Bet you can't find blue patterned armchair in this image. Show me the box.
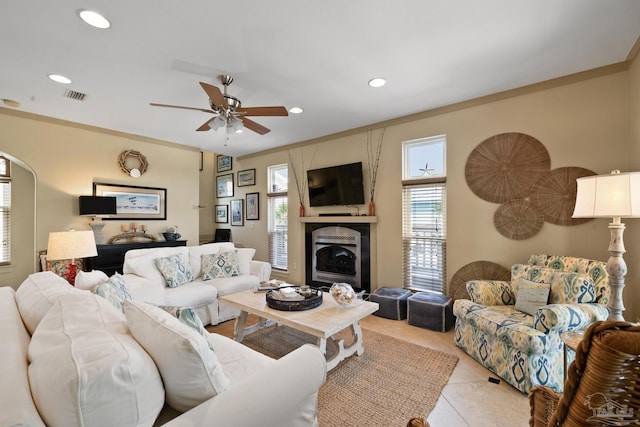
[453,254,610,394]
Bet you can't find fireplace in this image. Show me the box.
[305,222,370,293]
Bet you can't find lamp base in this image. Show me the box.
[606,220,627,321]
[89,220,107,245]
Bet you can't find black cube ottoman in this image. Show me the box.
[370,287,412,320]
[407,292,454,332]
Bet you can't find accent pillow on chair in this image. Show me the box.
[514,279,551,316]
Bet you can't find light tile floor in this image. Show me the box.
[360,315,531,427]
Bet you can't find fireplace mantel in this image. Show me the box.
[299,216,377,224]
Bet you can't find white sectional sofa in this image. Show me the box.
[119,242,271,326]
[2,271,326,427]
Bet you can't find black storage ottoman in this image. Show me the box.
[407,292,454,332]
[370,287,412,320]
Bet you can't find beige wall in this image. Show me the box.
[239,68,638,321]
[627,53,640,321]
[0,111,201,288]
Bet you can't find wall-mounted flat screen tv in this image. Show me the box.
[307,162,365,207]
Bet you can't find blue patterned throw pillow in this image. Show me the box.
[201,250,240,280]
[93,273,133,311]
[154,254,194,288]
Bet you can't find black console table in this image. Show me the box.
[85,240,187,276]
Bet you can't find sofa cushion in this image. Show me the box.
[0,287,46,427]
[211,275,261,297]
[93,272,133,311]
[154,253,194,287]
[123,246,189,284]
[514,279,550,316]
[164,279,219,308]
[188,242,235,278]
[15,271,82,335]
[201,250,240,280]
[511,264,596,304]
[207,332,274,384]
[74,269,109,291]
[28,293,164,427]
[123,300,230,412]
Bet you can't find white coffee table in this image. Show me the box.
[219,289,379,371]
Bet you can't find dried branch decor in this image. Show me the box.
[367,127,385,202]
[287,147,318,207]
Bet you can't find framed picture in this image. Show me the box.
[217,155,232,173]
[246,192,259,220]
[93,182,166,220]
[216,173,234,198]
[215,205,228,223]
[237,168,256,187]
[230,199,244,226]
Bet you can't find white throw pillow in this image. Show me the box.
[15,271,82,335]
[236,247,256,275]
[74,269,109,291]
[515,279,551,316]
[123,300,231,412]
[28,293,164,427]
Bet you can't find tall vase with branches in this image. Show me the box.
[367,127,385,216]
[288,148,317,217]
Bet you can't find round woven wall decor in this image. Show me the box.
[529,166,596,226]
[118,150,148,177]
[449,261,511,300]
[465,133,551,204]
[494,199,544,240]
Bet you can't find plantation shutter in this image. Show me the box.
[401,181,446,292]
[267,195,288,270]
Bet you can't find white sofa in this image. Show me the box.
[120,242,271,326]
[2,272,326,427]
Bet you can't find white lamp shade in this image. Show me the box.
[573,171,640,218]
[47,230,98,260]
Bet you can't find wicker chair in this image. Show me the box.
[529,321,640,426]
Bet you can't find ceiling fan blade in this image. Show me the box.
[236,106,288,117]
[150,103,213,114]
[196,119,212,132]
[241,117,271,135]
[199,82,227,108]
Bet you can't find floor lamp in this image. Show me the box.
[47,230,98,285]
[572,170,640,321]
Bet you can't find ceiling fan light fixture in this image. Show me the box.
[289,107,304,114]
[230,117,244,133]
[210,115,226,131]
[368,77,386,88]
[78,10,111,29]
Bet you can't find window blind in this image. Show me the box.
[401,182,446,292]
[0,180,11,265]
[267,195,288,270]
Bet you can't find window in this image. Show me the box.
[401,136,446,293]
[267,164,288,270]
[0,156,11,265]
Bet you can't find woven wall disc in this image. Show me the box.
[448,261,511,300]
[465,133,551,203]
[494,199,544,240]
[529,167,596,226]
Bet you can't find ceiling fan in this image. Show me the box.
[150,75,288,135]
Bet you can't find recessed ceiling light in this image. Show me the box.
[78,9,111,29]
[48,74,72,84]
[289,107,304,114]
[368,77,386,88]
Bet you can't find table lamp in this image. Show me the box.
[47,230,98,285]
[79,196,117,245]
[572,170,640,321]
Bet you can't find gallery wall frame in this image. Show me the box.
[217,155,232,173]
[237,168,256,187]
[246,192,259,220]
[93,182,166,220]
[216,173,234,198]
[230,199,244,226]
[215,205,228,223]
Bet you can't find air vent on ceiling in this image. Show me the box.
[63,89,87,101]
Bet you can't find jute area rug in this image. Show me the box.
[208,318,458,426]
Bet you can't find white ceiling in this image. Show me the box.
[1,1,640,157]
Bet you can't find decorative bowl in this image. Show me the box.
[330,283,357,307]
